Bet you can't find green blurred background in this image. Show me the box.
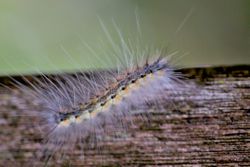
[0,0,249,75]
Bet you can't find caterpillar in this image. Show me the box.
[16,53,184,161]
[3,16,192,166]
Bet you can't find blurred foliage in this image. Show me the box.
[0,0,249,75]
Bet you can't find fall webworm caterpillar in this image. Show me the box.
[2,11,195,166]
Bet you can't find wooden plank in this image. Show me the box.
[0,65,249,166]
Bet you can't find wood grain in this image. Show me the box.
[0,65,249,167]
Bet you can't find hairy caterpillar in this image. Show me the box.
[14,53,184,163]
[2,15,193,166]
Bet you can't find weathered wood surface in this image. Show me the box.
[0,65,249,167]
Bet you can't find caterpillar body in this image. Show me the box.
[5,18,189,165]
[13,52,184,164]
